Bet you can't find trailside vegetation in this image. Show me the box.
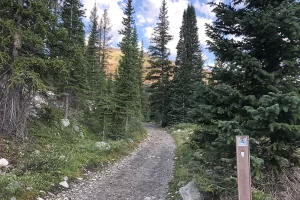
[192,0,300,198]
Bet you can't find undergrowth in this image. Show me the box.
[167,123,272,200]
[0,107,146,200]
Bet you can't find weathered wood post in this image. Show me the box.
[236,135,251,200]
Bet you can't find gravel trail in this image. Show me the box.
[48,124,176,200]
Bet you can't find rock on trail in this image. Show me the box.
[47,124,176,200]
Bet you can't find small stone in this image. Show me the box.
[10,197,16,200]
[61,119,70,127]
[37,197,44,200]
[0,158,9,167]
[48,192,55,197]
[128,138,134,143]
[34,150,40,154]
[95,142,111,151]
[76,178,83,181]
[59,181,69,189]
[26,186,33,190]
[73,125,80,133]
[79,132,84,138]
[59,155,66,160]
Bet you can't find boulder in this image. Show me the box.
[61,119,70,127]
[0,158,9,167]
[179,181,203,200]
[95,142,111,151]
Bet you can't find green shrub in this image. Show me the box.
[22,151,66,173]
[252,190,272,200]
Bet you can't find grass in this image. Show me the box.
[166,123,198,199]
[0,114,147,200]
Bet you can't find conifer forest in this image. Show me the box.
[0,0,300,199]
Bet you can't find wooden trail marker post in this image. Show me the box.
[236,135,251,200]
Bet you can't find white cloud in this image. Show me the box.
[138,0,189,56]
[82,0,124,44]
[144,26,154,40]
[194,0,224,19]
[137,14,146,25]
[138,41,148,52]
[197,17,213,47]
[202,53,208,61]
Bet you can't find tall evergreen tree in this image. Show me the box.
[61,0,87,117]
[94,9,114,139]
[113,0,142,137]
[0,0,63,140]
[193,0,300,196]
[86,3,98,57]
[99,9,112,75]
[147,0,173,127]
[168,5,204,124]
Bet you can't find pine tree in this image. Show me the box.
[193,0,300,196]
[86,3,98,57]
[99,9,112,75]
[113,0,143,137]
[168,4,204,124]
[61,0,87,117]
[94,9,114,139]
[0,0,64,140]
[147,0,173,127]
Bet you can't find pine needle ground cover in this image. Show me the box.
[0,108,146,200]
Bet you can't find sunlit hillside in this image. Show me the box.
[106,48,150,74]
[106,48,210,84]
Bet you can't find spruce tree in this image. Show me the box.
[193,0,300,196]
[113,0,142,137]
[0,0,63,139]
[61,0,87,116]
[147,0,173,127]
[94,9,114,139]
[168,5,204,125]
[99,9,112,75]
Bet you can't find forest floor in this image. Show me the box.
[46,124,176,200]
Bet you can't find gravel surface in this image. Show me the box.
[47,124,176,200]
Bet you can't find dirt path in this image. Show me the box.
[48,124,176,200]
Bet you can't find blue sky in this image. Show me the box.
[82,0,226,66]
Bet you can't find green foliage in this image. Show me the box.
[252,190,272,200]
[113,0,143,136]
[168,5,204,125]
[38,105,63,125]
[192,0,300,198]
[23,151,66,173]
[0,113,146,199]
[147,0,173,127]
